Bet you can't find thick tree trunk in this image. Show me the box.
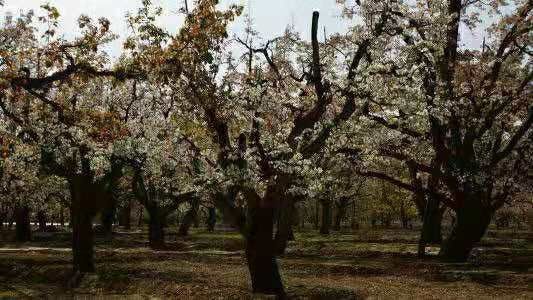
[439,196,492,261]
[70,178,96,273]
[418,196,444,257]
[274,197,296,254]
[15,206,31,242]
[206,207,216,232]
[37,210,47,231]
[320,200,332,235]
[178,198,199,236]
[147,205,165,249]
[71,209,95,273]
[246,207,285,298]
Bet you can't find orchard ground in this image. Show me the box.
[0,227,532,299]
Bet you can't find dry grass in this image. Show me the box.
[0,228,532,299]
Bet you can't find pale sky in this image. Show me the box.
[1,0,485,60]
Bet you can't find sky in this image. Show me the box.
[0,0,487,60]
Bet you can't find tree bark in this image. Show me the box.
[15,205,31,242]
[274,197,296,254]
[71,208,95,273]
[439,195,492,262]
[70,177,96,273]
[147,205,165,249]
[320,200,332,235]
[246,207,285,298]
[418,195,444,257]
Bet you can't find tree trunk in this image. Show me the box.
[147,205,165,249]
[439,196,492,262]
[15,206,31,242]
[119,200,132,230]
[70,178,96,273]
[274,197,296,254]
[246,207,285,298]
[178,198,199,236]
[320,200,332,235]
[206,207,216,232]
[71,208,95,273]
[418,196,444,257]
[37,210,47,231]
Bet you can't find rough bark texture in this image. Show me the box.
[274,197,295,254]
[418,196,444,257]
[70,177,96,273]
[246,207,285,298]
[440,195,492,261]
[147,205,165,249]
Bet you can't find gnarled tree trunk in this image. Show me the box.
[439,195,492,262]
[246,207,285,297]
[146,204,165,249]
[418,196,444,257]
